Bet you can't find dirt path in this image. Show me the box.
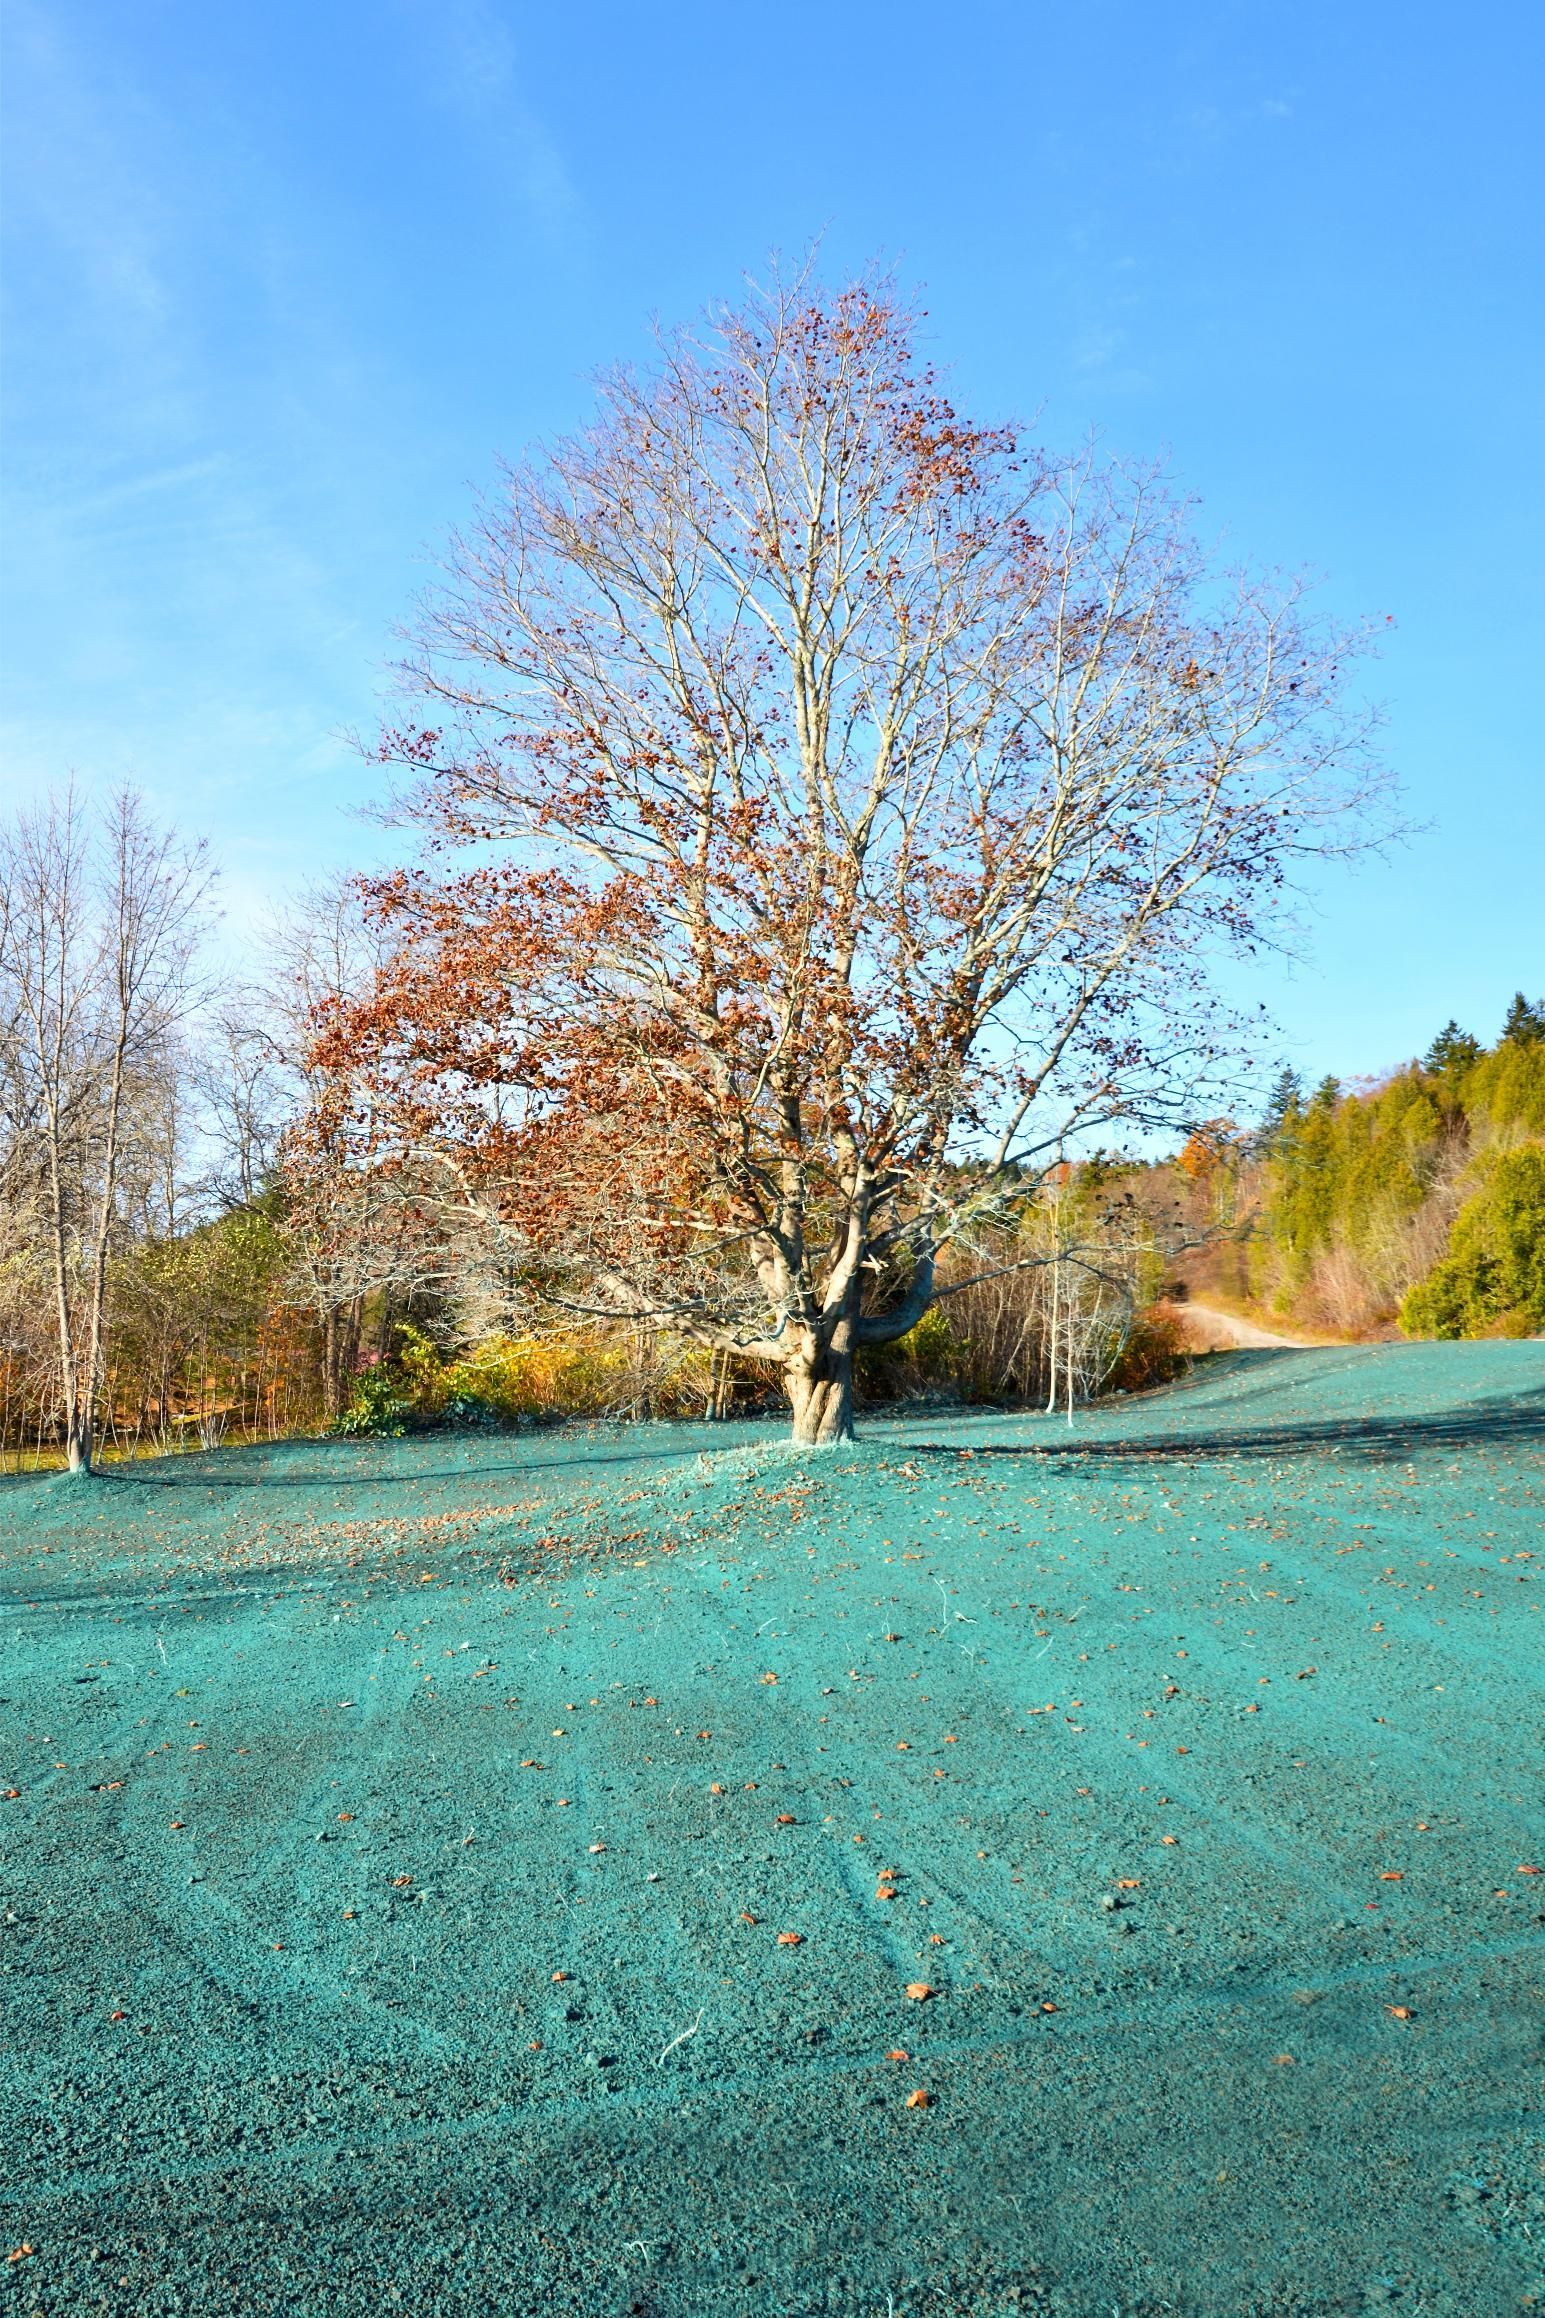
[1178,1298,1312,1349]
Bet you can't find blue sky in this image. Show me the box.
[2,0,1540,1095]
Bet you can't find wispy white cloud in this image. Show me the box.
[41,458,229,524]
[1072,324,1125,373]
[1,0,587,942]
[416,0,521,115]
[1172,89,1299,151]
[0,5,417,900]
[394,0,580,236]
[1,0,174,332]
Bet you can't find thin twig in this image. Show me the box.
[657,2007,705,2065]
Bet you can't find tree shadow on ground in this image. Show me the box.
[914,1384,1545,1465]
[0,1432,773,1496]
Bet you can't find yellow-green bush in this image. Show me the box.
[393,1322,726,1424]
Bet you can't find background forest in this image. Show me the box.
[1190,997,1545,1340]
[2,781,1538,1471]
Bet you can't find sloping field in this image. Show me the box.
[2,1344,1542,2317]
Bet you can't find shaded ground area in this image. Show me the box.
[2,1343,1543,2317]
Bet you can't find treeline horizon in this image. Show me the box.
[1,782,1535,1474]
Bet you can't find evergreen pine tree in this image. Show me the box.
[1261,1066,1302,1133]
[1501,992,1545,1046]
[1423,1020,1482,1076]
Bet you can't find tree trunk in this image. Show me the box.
[786,1343,855,1445]
[318,1297,364,1417]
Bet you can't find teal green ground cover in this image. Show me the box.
[1,1343,1542,2317]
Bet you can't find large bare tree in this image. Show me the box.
[0,787,211,1471]
[320,265,1387,1442]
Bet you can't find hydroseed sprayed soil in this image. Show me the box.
[2,1343,1542,2317]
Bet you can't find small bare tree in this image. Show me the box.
[260,879,482,1411]
[189,1001,292,1211]
[0,787,212,1471]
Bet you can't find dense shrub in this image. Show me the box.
[1399,1147,1545,1338]
[329,1361,411,1436]
[1107,1302,1191,1393]
[390,1323,735,1426]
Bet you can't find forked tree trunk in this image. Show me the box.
[779,1250,930,1445]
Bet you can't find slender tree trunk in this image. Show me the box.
[74,1035,129,1476]
[39,1071,84,1466]
[49,1229,84,1469]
